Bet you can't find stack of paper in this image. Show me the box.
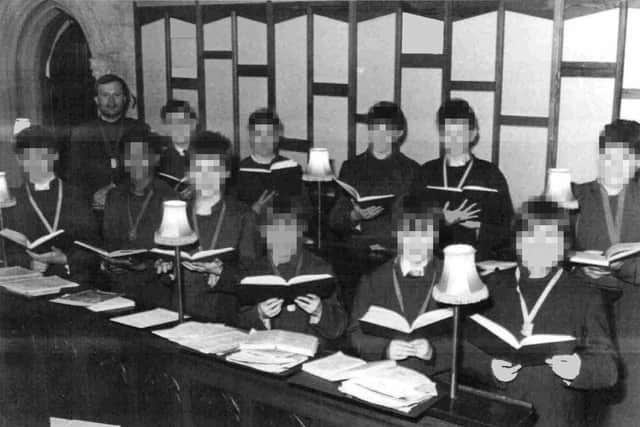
[338,365,438,413]
[302,352,397,382]
[0,275,79,297]
[50,289,135,312]
[110,308,186,328]
[0,266,41,281]
[153,321,249,354]
[240,329,319,357]
[226,348,308,373]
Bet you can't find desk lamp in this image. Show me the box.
[155,200,197,323]
[0,172,16,267]
[303,148,334,250]
[544,168,578,210]
[433,244,489,400]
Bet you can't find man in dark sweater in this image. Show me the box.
[157,100,197,182]
[67,74,149,210]
[410,99,513,261]
[5,126,99,283]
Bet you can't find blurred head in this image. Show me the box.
[262,207,306,261]
[248,108,282,159]
[160,100,198,149]
[437,99,479,157]
[121,131,162,183]
[395,198,439,265]
[515,199,570,272]
[367,101,406,157]
[598,120,640,188]
[188,131,231,197]
[15,126,58,183]
[94,74,130,122]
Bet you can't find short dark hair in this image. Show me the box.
[191,131,231,158]
[515,198,570,236]
[396,195,440,234]
[14,125,57,153]
[94,74,131,103]
[161,99,197,120]
[248,108,281,129]
[121,130,163,156]
[599,119,640,154]
[367,101,407,134]
[437,98,478,130]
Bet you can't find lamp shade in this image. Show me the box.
[13,118,31,136]
[433,244,489,305]
[544,168,578,209]
[0,172,15,208]
[303,148,334,182]
[154,200,198,246]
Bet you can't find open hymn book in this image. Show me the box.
[150,247,234,266]
[467,313,576,366]
[237,159,302,201]
[237,273,335,304]
[333,178,396,208]
[359,306,453,339]
[74,241,149,259]
[569,242,640,267]
[0,228,69,254]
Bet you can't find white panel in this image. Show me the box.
[314,15,348,83]
[400,68,441,165]
[141,19,166,133]
[239,78,268,159]
[620,98,640,122]
[402,13,443,54]
[172,89,198,118]
[562,9,618,62]
[314,96,348,173]
[238,17,267,65]
[557,78,614,183]
[170,18,197,78]
[623,8,640,89]
[450,91,494,163]
[502,12,552,117]
[276,16,307,140]
[452,12,496,82]
[204,17,231,51]
[356,13,395,156]
[499,126,548,211]
[205,60,234,143]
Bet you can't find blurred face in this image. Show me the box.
[368,121,401,157]
[599,144,638,188]
[250,123,278,158]
[124,141,156,182]
[396,217,436,265]
[189,154,228,197]
[95,81,126,121]
[264,214,303,260]
[442,118,475,157]
[163,112,197,149]
[18,147,58,183]
[517,222,565,272]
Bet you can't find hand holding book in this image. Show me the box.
[546,353,581,384]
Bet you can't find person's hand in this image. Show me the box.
[155,259,174,274]
[294,294,322,317]
[102,258,129,275]
[30,259,48,273]
[491,359,522,382]
[410,338,432,361]
[27,247,68,265]
[609,261,624,271]
[178,184,195,201]
[252,190,277,215]
[387,340,416,361]
[258,298,284,320]
[443,199,480,226]
[92,183,116,210]
[581,265,611,279]
[350,203,384,222]
[546,353,581,384]
[182,259,223,275]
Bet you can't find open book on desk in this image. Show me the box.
[240,329,319,358]
[153,321,249,355]
[0,266,41,282]
[110,308,188,328]
[0,228,69,254]
[158,172,191,193]
[569,242,640,268]
[237,159,302,202]
[302,351,397,382]
[0,275,79,297]
[359,306,453,339]
[237,273,334,304]
[466,313,576,366]
[334,178,395,209]
[51,289,135,312]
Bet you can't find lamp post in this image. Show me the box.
[433,244,489,400]
[303,148,334,250]
[154,200,198,323]
[0,172,16,267]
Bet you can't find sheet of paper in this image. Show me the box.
[110,308,186,328]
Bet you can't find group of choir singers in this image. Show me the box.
[4,73,640,426]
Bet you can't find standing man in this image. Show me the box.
[67,74,149,212]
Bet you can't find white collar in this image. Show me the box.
[194,194,222,215]
[399,256,429,276]
[174,145,188,156]
[445,152,471,167]
[32,175,56,191]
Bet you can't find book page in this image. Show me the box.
[242,329,318,357]
[110,308,185,328]
[462,185,498,192]
[302,352,366,381]
[87,296,135,312]
[29,229,65,249]
[0,266,41,281]
[425,185,463,193]
[357,194,394,203]
[520,334,575,347]
[469,314,520,349]
[240,275,288,286]
[606,242,640,262]
[411,308,453,331]
[360,305,411,334]
[190,247,234,261]
[288,274,333,285]
[569,251,609,267]
[334,178,360,200]
[50,289,121,307]
[0,228,29,247]
[271,159,299,170]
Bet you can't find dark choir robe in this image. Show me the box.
[67,117,149,200]
[329,150,419,251]
[573,179,640,426]
[4,178,99,283]
[410,155,514,261]
[471,268,617,427]
[237,248,347,347]
[158,145,190,180]
[348,257,491,376]
[102,178,177,304]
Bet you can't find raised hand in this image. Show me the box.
[443,199,480,226]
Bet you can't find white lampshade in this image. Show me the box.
[0,172,15,208]
[433,244,489,305]
[303,148,334,182]
[154,200,198,246]
[544,168,578,209]
[13,118,31,136]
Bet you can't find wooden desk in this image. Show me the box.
[0,289,536,427]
